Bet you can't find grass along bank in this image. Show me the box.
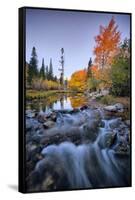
[26,89,83,100]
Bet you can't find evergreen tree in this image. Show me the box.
[28,47,38,85]
[40,58,46,79]
[111,39,130,96]
[46,65,49,80]
[87,57,92,78]
[48,58,53,80]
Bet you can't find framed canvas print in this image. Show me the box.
[19,7,132,193]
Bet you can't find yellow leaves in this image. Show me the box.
[32,78,59,90]
[69,70,87,92]
[69,95,87,108]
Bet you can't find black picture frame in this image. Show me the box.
[19,6,132,193]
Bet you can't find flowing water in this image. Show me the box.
[26,105,130,191]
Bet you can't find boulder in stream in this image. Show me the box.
[104,103,124,113]
[43,121,55,129]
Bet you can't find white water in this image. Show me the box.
[33,108,130,190]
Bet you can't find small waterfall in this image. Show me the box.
[27,107,130,191]
[31,139,130,191]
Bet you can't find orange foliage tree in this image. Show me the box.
[69,69,87,92]
[94,17,120,69]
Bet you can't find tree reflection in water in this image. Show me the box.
[26,93,88,112]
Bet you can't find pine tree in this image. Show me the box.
[28,47,38,85]
[46,65,49,80]
[87,57,92,78]
[40,58,46,79]
[48,58,53,80]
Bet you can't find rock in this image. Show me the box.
[109,118,122,129]
[31,135,42,144]
[26,144,42,162]
[113,142,130,154]
[40,126,82,146]
[50,113,57,122]
[37,112,47,123]
[99,120,105,128]
[115,103,124,110]
[26,122,33,131]
[101,89,109,96]
[98,132,117,149]
[104,103,124,113]
[27,112,35,118]
[43,121,55,129]
[104,105,117,112]
[125,120,130,127]
[83,119,99,141]
[80,105,88,111]
[69,108,80,114]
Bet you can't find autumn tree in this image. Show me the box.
[69,69,87,92]
[94,17,120,69]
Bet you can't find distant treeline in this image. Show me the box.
[26,47,67,90]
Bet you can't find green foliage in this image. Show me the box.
[28,47,38,85]
[87,57,92,78]
[98,95,115,105]
[48,58,54,80]
[39,58,46,79]
[87,77,100,91]
[45,65,49,80]
[111,40,130,96]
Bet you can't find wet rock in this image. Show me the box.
[26,110,36,118]
[83,119,99,141]
[125,120,130,127]
[26,122,33,131]
[26,144,42,162]
[98,132,117,149]
[69,108,80,114]
[40,126,82,146]
[43,121,55,129]
[31,135,42,144]
[37,112,47,123]
[115,103,124,111]
[113,142,130,154]
[104,103,124,113]
[54,109,73,114]
[99,120,105,128]
[109,118,122,129]
[50,113,57,122]
[80,105,88,111]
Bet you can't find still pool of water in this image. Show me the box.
[26,93,88,113]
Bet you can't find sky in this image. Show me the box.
[26,8,130,79]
